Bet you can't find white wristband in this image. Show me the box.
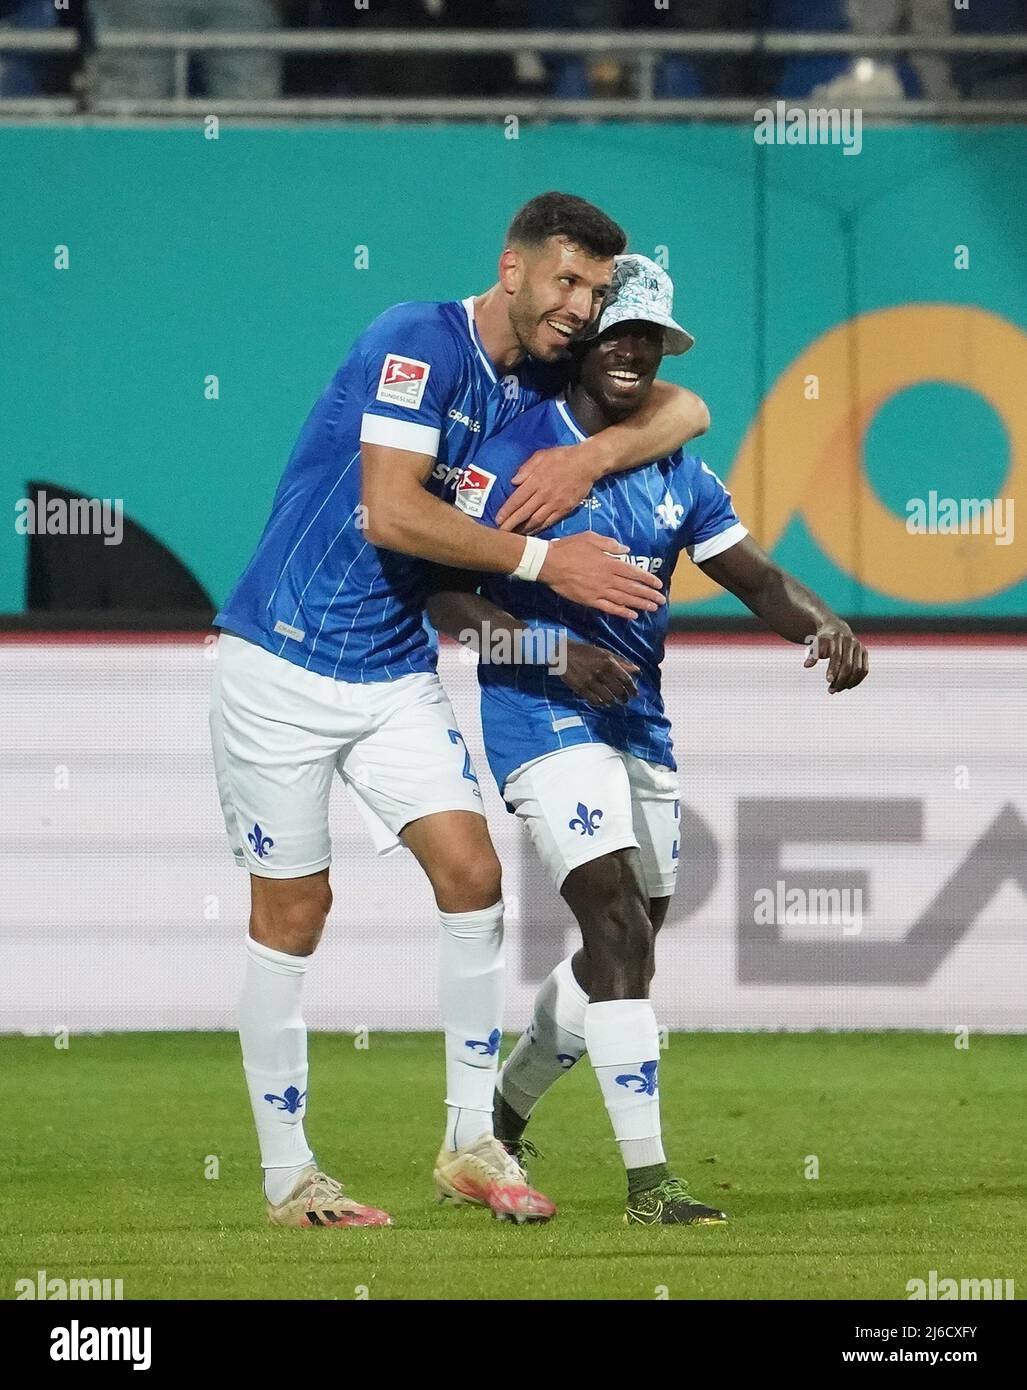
[512,535,550,582]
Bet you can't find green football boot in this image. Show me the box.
[625,1176,728,1226]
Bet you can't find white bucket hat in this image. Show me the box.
[586,253,694,355]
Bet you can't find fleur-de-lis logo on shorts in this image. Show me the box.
[615,1059,659,1096]
[248,823,274,859]
[569,803,603,836]
[656,491,684,529]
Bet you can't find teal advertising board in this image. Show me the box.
[2,124,1025,617]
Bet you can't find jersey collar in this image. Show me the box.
[461,296,498,384]
[554,392,588,443]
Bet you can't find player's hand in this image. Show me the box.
[803,622,869,693]
[538,532,666,620]
[557,640,639,707]
[496,444,599,535]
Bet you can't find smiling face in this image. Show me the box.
[574,319,665,422]
[502,235,615,362]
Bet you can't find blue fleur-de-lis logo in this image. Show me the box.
[556,1053,577,1069]
[656,491,684,530]
[264,1085,306,1114]
[465,1027,501,1057]
[247,823,274,859]
[569,802,603,836]
[615,1059,659,1096]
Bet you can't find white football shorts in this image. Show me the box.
[210,633,485,878]
[502,742,681,898]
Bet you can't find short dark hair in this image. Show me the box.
[507,191,626,259]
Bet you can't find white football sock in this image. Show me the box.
[498,955,588,1121]
[438,901,505,1150]
[586,999,666,1171]
[238,935,316,1204]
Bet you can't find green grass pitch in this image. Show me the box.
[1,1032,1023,1301]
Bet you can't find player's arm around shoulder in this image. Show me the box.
[420,450,521,639]
[495,382,710,535]
[601,380,710,469]
[421,458,541,662]
[360,440,526,574]
[355,306,528,574]
[363,402,669,621]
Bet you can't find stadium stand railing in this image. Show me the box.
[3,29,1027,120]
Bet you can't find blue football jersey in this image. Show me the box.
[465,395,747,791]
[215,298,563,682]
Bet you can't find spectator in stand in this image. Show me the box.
[952,0,1027,100]
[0,0,58,96]
[770,0,957,103]
[90,0,283,103]
[622,0,765,99]
[526,0,623,99]
[438,0,522,97]
[282,0,356,95]
[289,0,522,99]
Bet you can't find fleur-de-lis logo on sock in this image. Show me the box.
[568,803,603,836]
[465,1027,502,1057]
[656,491,684,530]
[615,1059,659,1096]
[247,823,274,859]
[263,1085,306,1114]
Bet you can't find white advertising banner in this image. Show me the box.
[2,636,1025,1033]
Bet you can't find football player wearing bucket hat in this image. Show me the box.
[425,254,869,1225]
[583,252,695,356]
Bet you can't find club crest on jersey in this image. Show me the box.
[656,490,684,529]
[376,353,430,409]
[455,465,497,517]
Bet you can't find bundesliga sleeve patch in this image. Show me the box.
[455,465,497,517]
[376,353,431,410]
